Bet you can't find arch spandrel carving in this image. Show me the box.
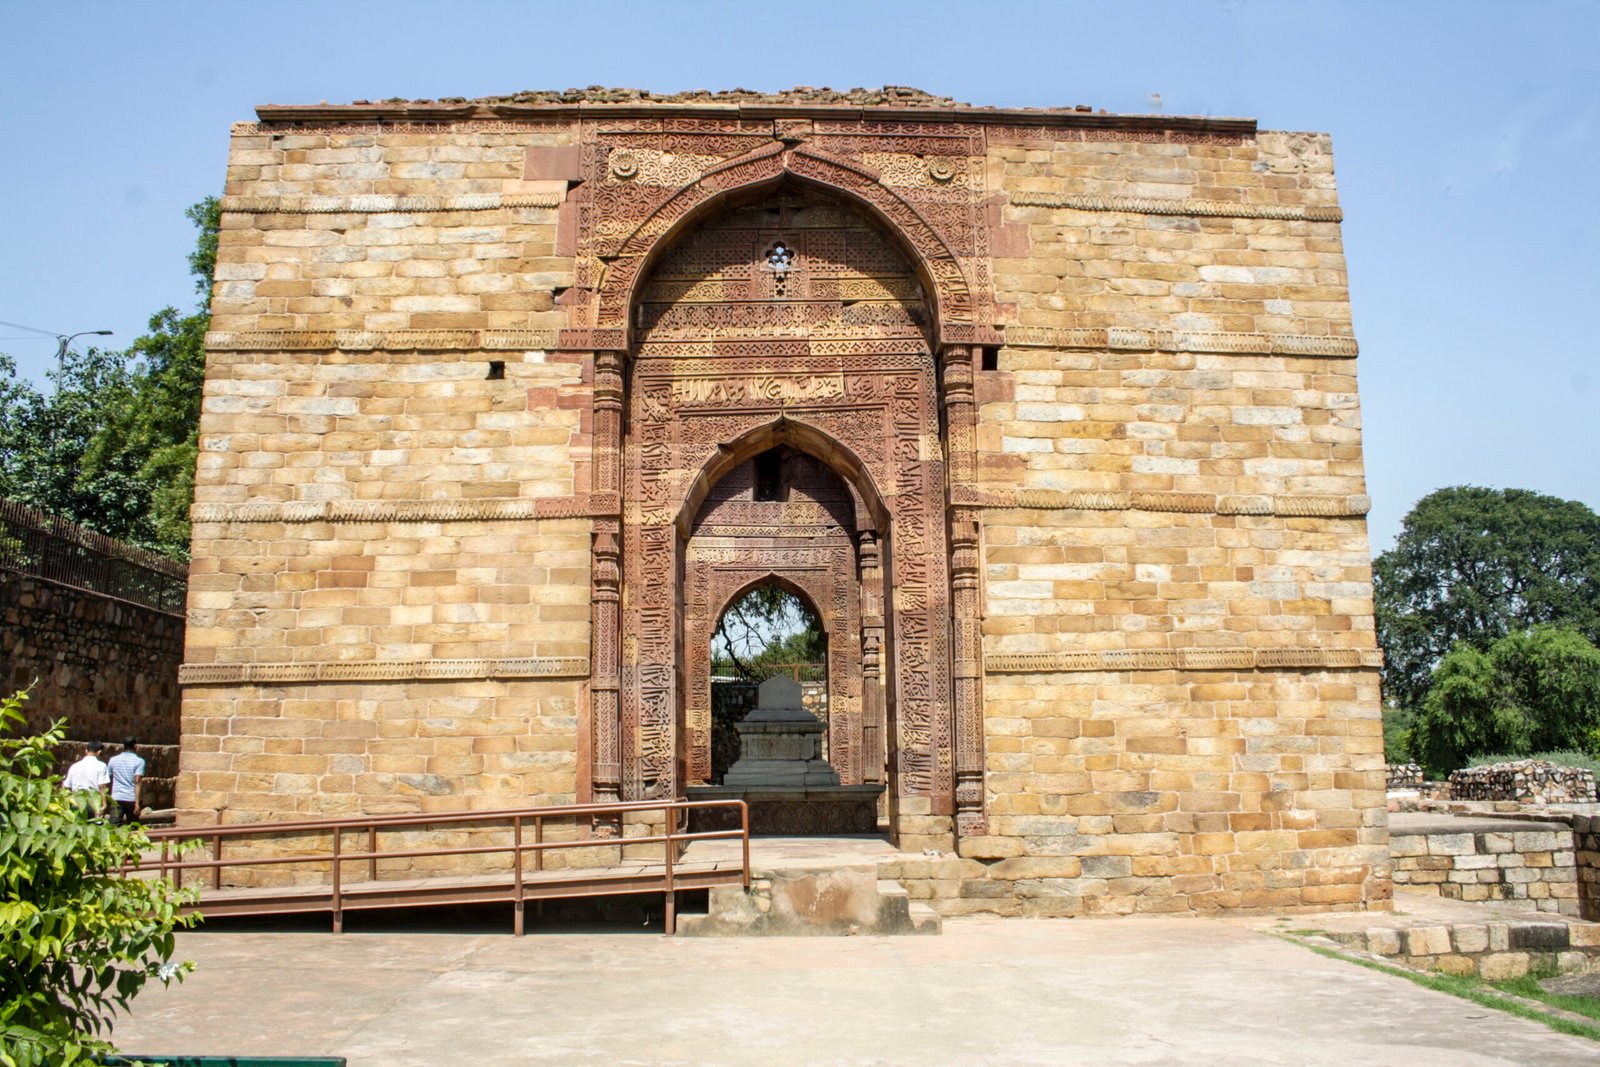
[587,142,977,344]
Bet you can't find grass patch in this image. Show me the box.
[1494,971,1600,1023]
[1278,935,1600,1042]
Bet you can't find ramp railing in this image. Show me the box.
[131,797,750,934]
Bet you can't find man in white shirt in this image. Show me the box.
[106,737,146,826]
[63,740,111,812]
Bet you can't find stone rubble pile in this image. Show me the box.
[1386,762,1423,789]
[1448,761,1598,805]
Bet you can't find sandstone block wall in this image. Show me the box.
[1391,824,1581,917]
[948,128,1386,913]
[180,120,592,820]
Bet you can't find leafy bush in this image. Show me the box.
[0,689,197,1066]
[1382,704,1414,764]
[1410,625,1600,778]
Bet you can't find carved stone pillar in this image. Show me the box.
[941,345,987,836]
[588,350,625,805]
[857,529,886,786]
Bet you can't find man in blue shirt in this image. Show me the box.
[106,738,146,825]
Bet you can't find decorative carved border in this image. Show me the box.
[205,329,560,352]
[965,488,1369,518]
[190,494,617,525]
[179,657,591,686]
[221,192,565,214]
[1008,192,1342,223]
[1002,326,1358,358]
[984,647,1382,674]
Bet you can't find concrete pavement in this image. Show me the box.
[112,915,1597,1065]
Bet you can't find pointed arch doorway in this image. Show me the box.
[599,178,973,846]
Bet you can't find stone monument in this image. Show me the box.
[692,675,884,834]
[723,676,840,788]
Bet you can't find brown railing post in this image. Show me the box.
[534,816,544,873]
[368,824,377,883]
[331,829,343,934]
[513,816,524,936]
[663,804,676,935]
[212,833,222,891]
[741,801,750,888]
[160,840,171,887]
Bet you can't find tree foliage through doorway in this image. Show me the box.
[711,585,825,681]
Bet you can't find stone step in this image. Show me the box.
[675,862,940,936]
[1300,895,1600,980]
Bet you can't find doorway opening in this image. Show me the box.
[709,582,828,784]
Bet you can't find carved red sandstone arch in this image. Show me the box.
[592,143,976,340]
[711,572,829,638]
[673,417,891,539]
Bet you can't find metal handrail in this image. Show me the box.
[131,797,750,935]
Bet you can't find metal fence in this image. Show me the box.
[0,499,187,615]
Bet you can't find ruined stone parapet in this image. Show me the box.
[1387,763,1424,789]
[1448,761,1598,805]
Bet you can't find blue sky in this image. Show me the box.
[1,0,1595,550]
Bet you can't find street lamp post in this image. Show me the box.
[47,329,112,511]
[54,329,113,388]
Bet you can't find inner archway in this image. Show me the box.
[683,447,864,788]
[709,579,827,784]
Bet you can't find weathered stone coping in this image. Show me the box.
[1000,326,1358,357]
[251,100,1258,139]
[984,647,1382,674]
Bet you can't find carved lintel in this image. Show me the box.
[178,658,590,686]
[555,327,628,353]
[972,489,1371,519]
[205,329,561,353]
[190,498,612,525]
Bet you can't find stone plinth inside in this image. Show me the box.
[690,676,883,834]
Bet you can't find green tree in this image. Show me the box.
[711,585,826,680]
[1410,626,1600,777]
[77,196,218,557]
[0,197,216,557]
[1374,487,1600,710]
[0,349,140,534]
[0,690,196,1066]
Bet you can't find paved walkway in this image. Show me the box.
[112,916,1596,1065]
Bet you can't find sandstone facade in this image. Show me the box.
[181,88,1389,914]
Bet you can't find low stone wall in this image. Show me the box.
[1575,814,1600,922]
[2,572,184,746]
[1322,914,1600,980]
[1390,819,1580,916]
[1386,763,1423,789]
[1447,761,1598,805]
